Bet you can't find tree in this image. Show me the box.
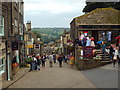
[82,2,120,13]
[33,31,42,41]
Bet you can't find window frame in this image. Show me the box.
[0,57,5,75]
[0,16,4,36]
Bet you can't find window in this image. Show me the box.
[0,43,6,75]
[14,19,18,34]
[0,16,4,36]
[34,44,40,49]
[0,57,5,75]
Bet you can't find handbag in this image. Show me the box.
[12,63,19,67]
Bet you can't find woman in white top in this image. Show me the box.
[113,46,119,67]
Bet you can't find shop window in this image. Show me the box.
[0,16,4,36]
[0,57,5,75]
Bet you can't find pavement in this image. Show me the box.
[1,60,119,89]
[82,62,119,88]
[2,67,29,89]
[5,60,96,88]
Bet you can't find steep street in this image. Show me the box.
[1,1,120,90]
[8,60,118,88]
[8,60,96,88]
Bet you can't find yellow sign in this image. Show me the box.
[26,42,33,48]
[26,45,33,48]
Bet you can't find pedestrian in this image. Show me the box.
[63,55,68,64]
[69,55,74,67]
[53,54,56,63]
[43,54,47,61]
[109,44,115,60]
[41,56,46,67]
[48,54,53,67]
[101,41,106,60]
[58,54,63,67]
[113,46,119,67]
[36,54,41,70]
[32,55,37,70]
[33,55,37,70]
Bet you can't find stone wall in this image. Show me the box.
[76,59,112,70]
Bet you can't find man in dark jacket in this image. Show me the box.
[58,54,63,67]
[109,44,115,60]
[53,54,56,63]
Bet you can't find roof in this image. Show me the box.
[74,8,120,25]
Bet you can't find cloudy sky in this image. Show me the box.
[24,0,86,28]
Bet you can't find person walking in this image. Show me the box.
[53,54,56,63]
[41,56,46,67]
[113,46,119,67]
[58,54,63,67]
[32,55,37,70]
[48,54,53,67]
[109,44,115,60]
[36,54,41,70]
[101,42,106,60]
[63,55,68,64]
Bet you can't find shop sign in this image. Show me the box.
[83,46,94,58]
[26,42,33,48]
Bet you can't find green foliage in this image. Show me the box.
[25,57,33,63]
[32,28,70,44]
[83,2,120,13]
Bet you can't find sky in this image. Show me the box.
[24,0,86,28]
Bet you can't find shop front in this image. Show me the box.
[12,41,19,75]
[75,24,120,70]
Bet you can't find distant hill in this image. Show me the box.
[32,28,70,44]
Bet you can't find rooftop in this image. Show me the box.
[73,8,120,25]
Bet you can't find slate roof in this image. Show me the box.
[74,8,120,25]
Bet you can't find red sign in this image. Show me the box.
[83,31,88,33]
[83,46,94,58]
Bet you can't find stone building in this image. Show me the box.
[24,21,42,56]
[0,0,24,81]
[0,2,12,81]
[70,8,120,65]
[61,30,72,55]
[11,0,24,66]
